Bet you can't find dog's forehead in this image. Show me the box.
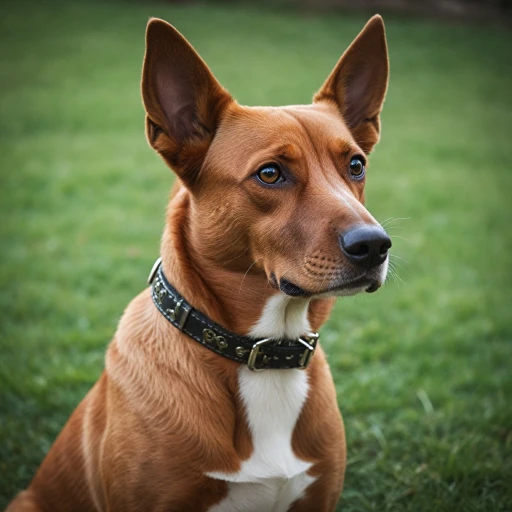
[209,102,357,170]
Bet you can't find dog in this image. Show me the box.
[7,14,390,512]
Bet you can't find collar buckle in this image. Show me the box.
[297,333,319,369]
[148,256,162,285]
[247,338,274,372]
[247,332,319,372]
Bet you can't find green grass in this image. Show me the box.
[1,1,511,510]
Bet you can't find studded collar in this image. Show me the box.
[148,258,319,371]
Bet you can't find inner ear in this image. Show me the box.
[141,18,233,183]
[314,15,389,154]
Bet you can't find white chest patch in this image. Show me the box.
[206,294,315,512]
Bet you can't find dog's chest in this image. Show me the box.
[206,295,314,511]
[207,368,314,512]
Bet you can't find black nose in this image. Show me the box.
[340,226,391,269]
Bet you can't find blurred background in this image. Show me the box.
[1,1,511,510]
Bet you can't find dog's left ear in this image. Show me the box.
[314,15,389,154]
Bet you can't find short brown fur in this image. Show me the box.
[8,15,390,512]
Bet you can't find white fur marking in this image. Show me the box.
[381,255,389,283]
[207,473,316,512]
[248,294,311,340]
[206,294,315,511]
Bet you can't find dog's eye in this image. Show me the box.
[349,157,366,180]
[257,165,283,185]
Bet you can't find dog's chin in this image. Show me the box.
[277,276,381,298]
[313,279,381,299]
[276,261,389,299]
[318,281,379,298]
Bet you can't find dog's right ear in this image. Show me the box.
[141,19,233,185]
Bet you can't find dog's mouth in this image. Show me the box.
[272,273,382,298]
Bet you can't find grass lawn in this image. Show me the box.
[1,1,511,510]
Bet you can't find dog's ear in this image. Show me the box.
[314,15,389,154]
[142,18,233,184]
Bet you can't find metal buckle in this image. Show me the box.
[247,338,274,372]
[247,332,319,371]
[297,332,319,369]
[147,256,162,285]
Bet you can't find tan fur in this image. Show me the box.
[7,15,389,512]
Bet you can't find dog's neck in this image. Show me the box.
[159,186,334,339]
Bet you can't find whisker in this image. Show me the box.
[387,262,404,286]
[386,267,397,284]
[380,216,411,228]
[390,235,411,243]
[236,257,263,308]
[379,217,394,227]
[281,261,307,281]
[221,248,249,266]
[390,253,408,264]
[389,261,404,271]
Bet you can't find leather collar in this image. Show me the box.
[148,258,318,371]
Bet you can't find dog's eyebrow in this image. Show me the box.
[275,143,302,162]
[243,143,303,173]
[331,141,358,160]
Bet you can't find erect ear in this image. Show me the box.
[314,15,389,154]
[141,18,233,184]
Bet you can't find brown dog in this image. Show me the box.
[7,14,390,512]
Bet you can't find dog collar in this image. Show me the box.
[148,257,319,371]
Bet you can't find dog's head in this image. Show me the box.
[142,16,390,298]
